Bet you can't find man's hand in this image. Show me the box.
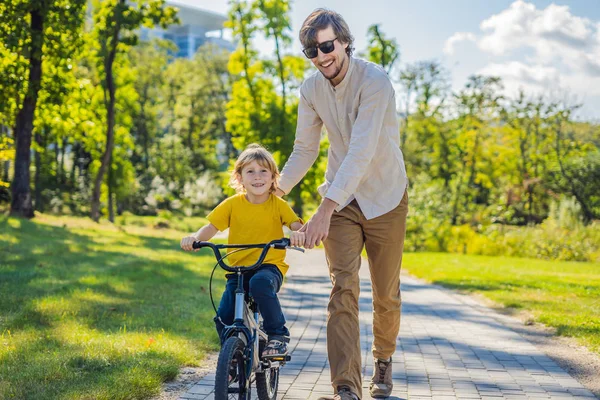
[302,198,338,249]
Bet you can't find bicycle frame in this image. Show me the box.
[219,270,269,376]
[192,238,302,378]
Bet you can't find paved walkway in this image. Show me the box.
[179,250,598,400]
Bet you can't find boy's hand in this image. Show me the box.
[289,231,305,247]
[180,235,199,251]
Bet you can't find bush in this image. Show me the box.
[406,197,600,262]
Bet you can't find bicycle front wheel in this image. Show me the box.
[256,365,279,400]
[214,336,249,399]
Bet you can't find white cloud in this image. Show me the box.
[478,0,537,55]
[478,62,562,95]
[443,32,476,55]
[476,1,597,58]
[444,0,600,113]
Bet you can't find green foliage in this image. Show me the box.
[225,0,313,215]
[363,24,400,74]
[545,151,600,220]
[407,189,600,262]
[1,1,596,265]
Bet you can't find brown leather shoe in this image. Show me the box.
[318,386,360,400]
[369,358,393,398]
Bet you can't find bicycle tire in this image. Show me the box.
[214,336,249,399]
[256,365,279,400]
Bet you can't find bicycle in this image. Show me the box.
[192,237,304,400]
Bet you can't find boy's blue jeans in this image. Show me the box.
[214,264,289,342]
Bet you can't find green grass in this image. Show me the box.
[0,214,223,400]
[3,214,599,398]
[403,252,600,354]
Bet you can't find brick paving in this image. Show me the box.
[179,249,598,400]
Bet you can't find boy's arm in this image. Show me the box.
[181,223,219,251]
[290,221,303,231]
[192,224,219,241]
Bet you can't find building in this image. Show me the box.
[141,1,235,59]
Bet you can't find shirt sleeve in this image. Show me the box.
[279,199,303,229]
[206,197,233,231]
[279,84,323,195]
[325,75,394,206]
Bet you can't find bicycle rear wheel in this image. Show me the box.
[214,337,250,399]
[256,365,279,400]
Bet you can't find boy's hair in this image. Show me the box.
[229,144,280,193]
[299,8,354,57]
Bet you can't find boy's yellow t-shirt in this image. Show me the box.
[206,193,301,276]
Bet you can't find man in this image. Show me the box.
[276,8,409,400]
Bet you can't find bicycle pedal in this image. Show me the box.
[269,355,291,362]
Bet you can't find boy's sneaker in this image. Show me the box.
[370,358,393,398]
[261,337,288,358]
[318,386,360,400]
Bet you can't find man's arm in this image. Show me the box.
[324,76,394,207]
[278,87,323,196]
[301,197,338,249]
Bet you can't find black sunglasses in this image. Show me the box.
[302,38,338,59]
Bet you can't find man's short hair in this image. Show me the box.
[299,8,354,57]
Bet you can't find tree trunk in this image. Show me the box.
[34,132,43,211]
[11,7,45,218]
[108,165,114,222]
[2,160,9,183]
[1,125,10,183]
[54,139,60,183]
[70,142,78,185]
[91,6,120,222]
[91,87,117,222]
[274,35,286,117]
[59,137,66,185]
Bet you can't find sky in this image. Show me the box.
[173,0,600,121]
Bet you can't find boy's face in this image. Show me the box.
[239,160,274,197]
[310,25,349,85]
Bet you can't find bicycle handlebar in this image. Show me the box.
[192,238,305,272]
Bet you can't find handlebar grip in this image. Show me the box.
[272,238,291,250]
[192,241,207,249]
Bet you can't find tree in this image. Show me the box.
[89,0,178,222]
[225,0,310,215]
[451,75,503,224]
[545,103,599,223]
[160,44,232,173]
[129,39,174,172]
[257,0,292,131]
[499,92,553,224]
[1,0,86,218]
[364,24,400,74]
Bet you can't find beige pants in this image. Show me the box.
[323,191,408,398]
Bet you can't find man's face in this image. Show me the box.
[310,25,349,84]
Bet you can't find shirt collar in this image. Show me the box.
[329,55,354,92]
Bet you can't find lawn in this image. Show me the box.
[403,252,600,354]
[0,213,223,400]
[2,215,599,399]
